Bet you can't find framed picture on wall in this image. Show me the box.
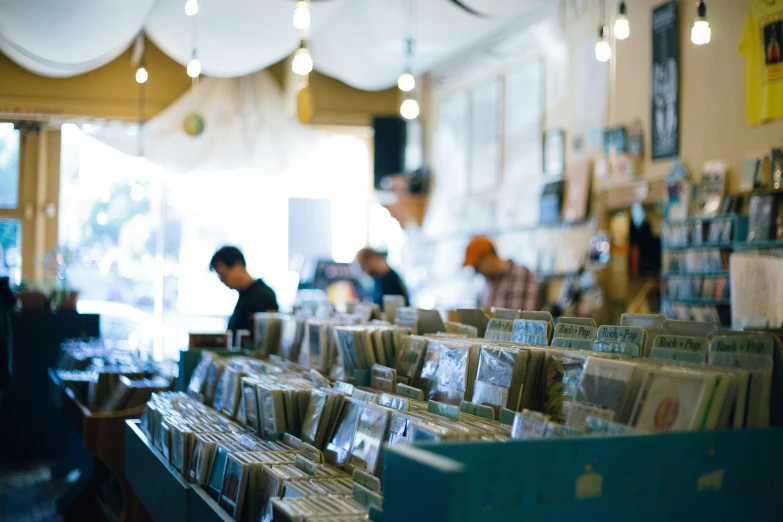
[543,129,565,177]
[651,0,679,160]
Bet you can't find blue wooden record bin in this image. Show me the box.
[126,417,783,522]
[383,427,783,522]
[125,420,189,522]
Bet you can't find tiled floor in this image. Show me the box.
[0,462,69,522]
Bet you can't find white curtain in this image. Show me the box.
[0,0,156,77]
[95,69,335,176]
[0,0,542,90]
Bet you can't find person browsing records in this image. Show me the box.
[210,246,278,332]
[463,236,539,311]
[356,247,409,308]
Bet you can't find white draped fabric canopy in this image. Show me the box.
[96,69,334,175]
[0,0,544,90]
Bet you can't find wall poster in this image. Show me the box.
[651,0,679,160]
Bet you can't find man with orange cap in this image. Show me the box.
[463,236,539,311]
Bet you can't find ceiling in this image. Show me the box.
[0,0,546,91]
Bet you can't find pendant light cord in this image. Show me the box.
[138,56,145,158]
[407,0,415,64]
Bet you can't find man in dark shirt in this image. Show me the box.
[210,246,278,332]
[356,248,409,308]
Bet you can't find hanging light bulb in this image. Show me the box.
[135,66,148,84]
[400,98,419,120]
[184,0,199,16]
[595,26,611,62]
[293,0,310,30]
[691,1,711,45]
[130,183,146,202]
[614,1,629,40]
[397,72,415,92]
[292,45,313,75]
[187,56,201,78]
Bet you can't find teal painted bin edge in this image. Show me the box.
[125,420,189,522]
[384,427,783,522]
[125,420,239,522]
[189,485,235,522]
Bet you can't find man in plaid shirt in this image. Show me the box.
[462,236,539,311]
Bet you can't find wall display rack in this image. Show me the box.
[660,214,748,325]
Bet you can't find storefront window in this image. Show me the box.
[60,124,371,360]
[0,123,20,209]
[0,219,21,285]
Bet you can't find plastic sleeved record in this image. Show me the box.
[566,358,636,429]
[629,367,714,433]
[206,443,232,500]
[169,424,187,474]
[542,351,589,423]
[334,327,359,378]
[188,352,214,395]
[203,361,225,406]
[418,342,442,401]
[471,380,509,412]
[242,379,259,433]
[346,404,391,477]
[308,322,330,372]
[510,410,551,440]
[407,420,451,443]
[370,364,396,393]
[476,345,515,388]
[187,436,206,484]
[260,386,286,438]
[219,454,249,521]
[432,385,466,405]
[301,389,328,445]
[435,343,471,392]
[393,335,429,385]
[220,368,244,418]
[325,399,362,467]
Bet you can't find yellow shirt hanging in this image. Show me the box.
[739,1,783,124]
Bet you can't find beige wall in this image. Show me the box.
[0,40,192,120]
[559,0,783,188]
[267,59,399,126]
[429,0,783,191]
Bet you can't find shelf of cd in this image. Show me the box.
[537,271,581,281]
[734,240,783,251]
[664,214,742,225]
[126,420,189,522]
[662,242,735,252]
[384,427,783,522]
[661,271,730,277]
[662,214,747,252]
[660,297,731,306]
